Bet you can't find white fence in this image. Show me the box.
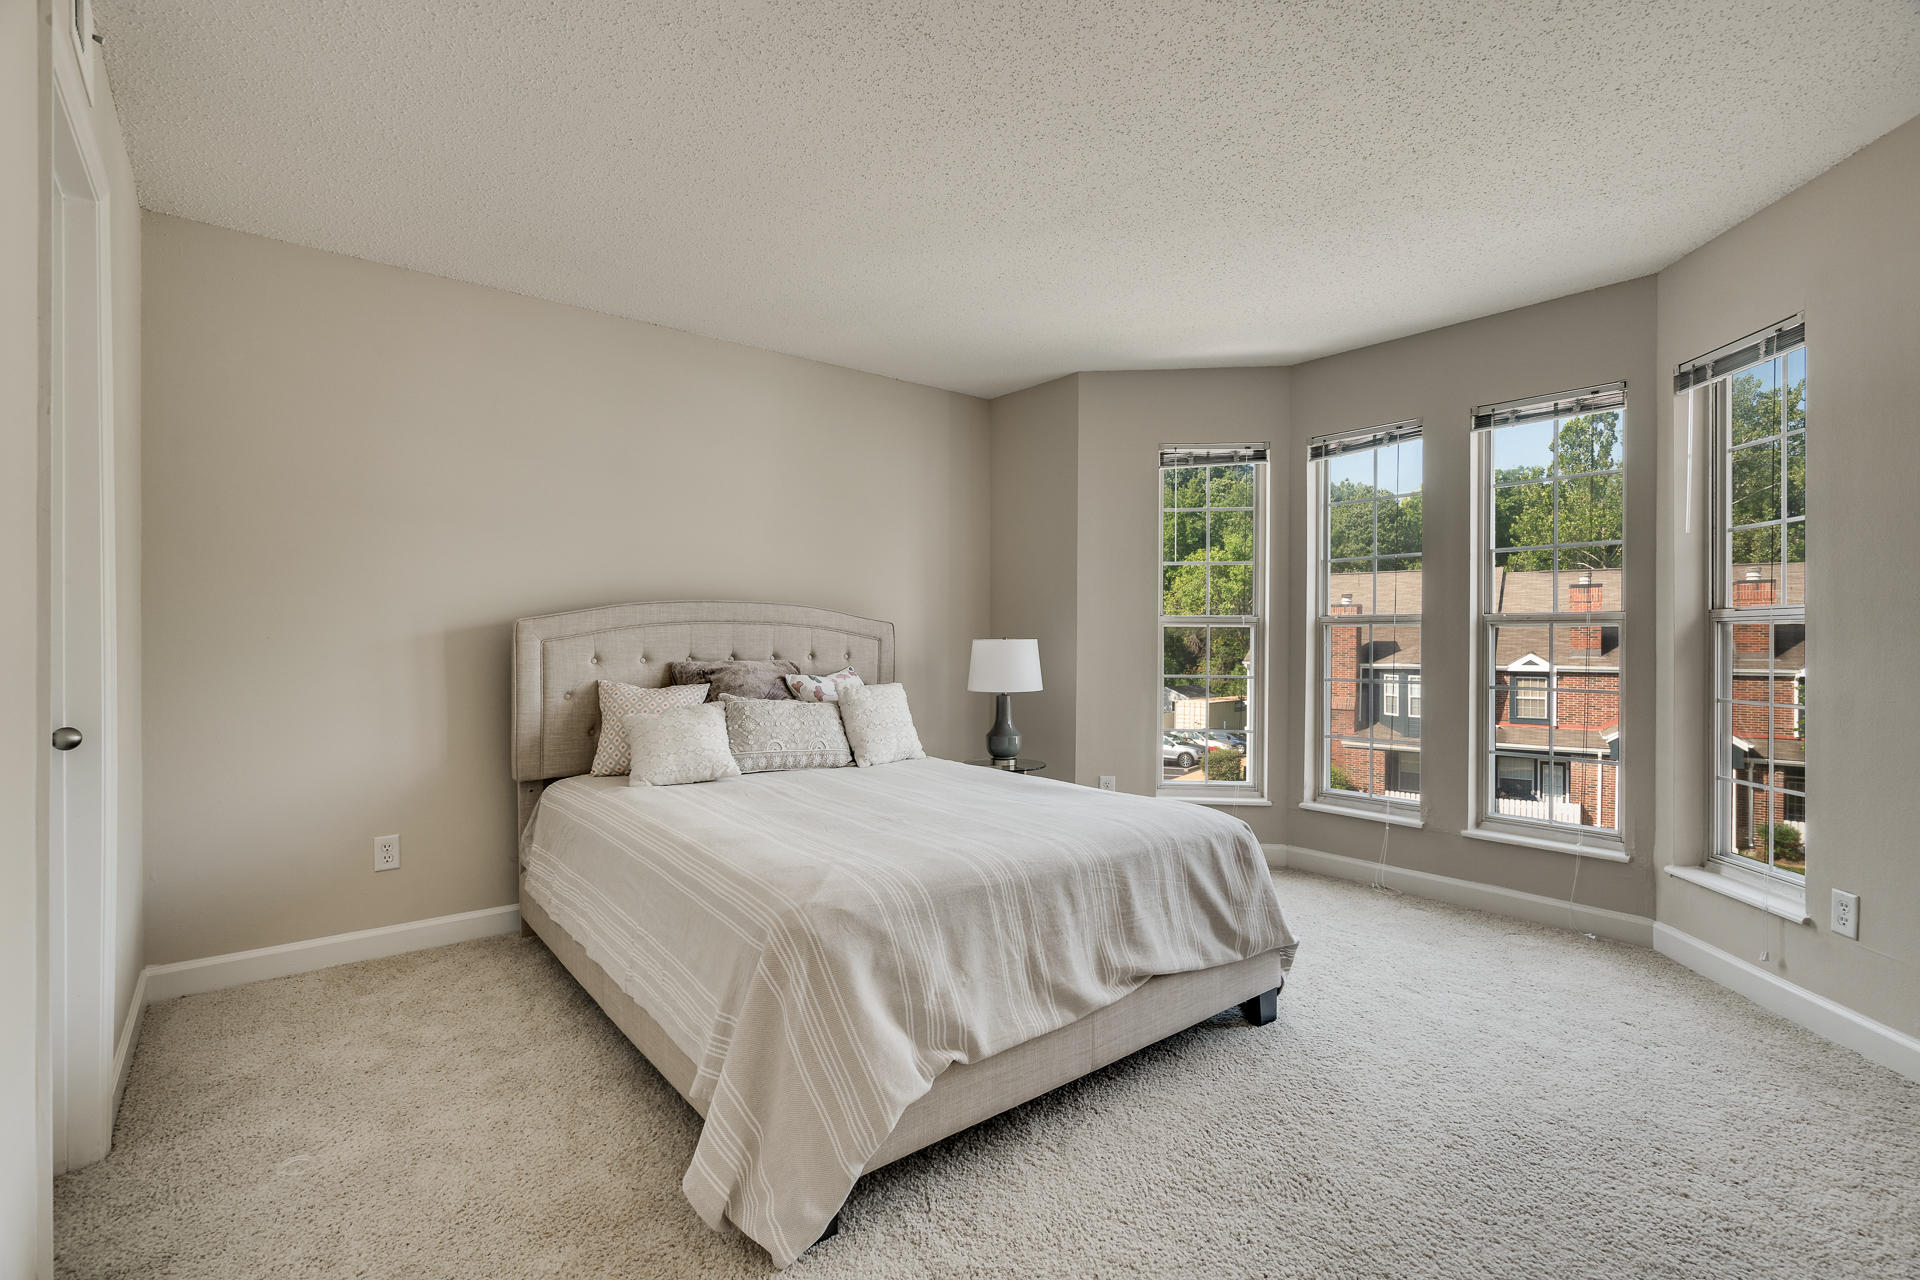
[1494,795,1585,825]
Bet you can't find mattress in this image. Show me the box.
[520,758,1296,1266]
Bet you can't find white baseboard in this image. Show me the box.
[1653,923,1920,1085]
[111,966,147,1118]
[1266,842,1654,947]
[143,904,521,1004]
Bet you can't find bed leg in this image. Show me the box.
[1240,987,1278,1026]
[519,917,535,939]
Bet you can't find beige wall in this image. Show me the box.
[3,0,47,1270]
[1285,279,1659,917]
[141,214,991,964]
[986,375,1078,775]
[1075,369,1292,792]
[1654,116,1920,1034]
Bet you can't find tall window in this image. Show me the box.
[1160,445,1266,796]
[1473,384,1626,839]
[1681,319,1808,878]
[1310,423,1422,811]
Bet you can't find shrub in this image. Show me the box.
[1207,749,1246,782]
[1329,761,1356,792]
[1770,822,1805,861]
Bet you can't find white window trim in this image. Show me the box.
[1467,393,1629,853]
[1408,677,1421,720]
[1304,429,1423,817]
[1157,456,1268,801]
[1382,680,1400,716]
[1666,861,1809,924]
[1704,352,1809,884]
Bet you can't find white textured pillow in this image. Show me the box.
[724,699,853,773]
[624,705,741,787]
[591,680,710,776]
[783,666,864,703]
[837,683,926,768]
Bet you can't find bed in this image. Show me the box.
[511,601,1297,1265]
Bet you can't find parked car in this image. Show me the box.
[1161,735,1202,769]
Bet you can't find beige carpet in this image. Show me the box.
[57,870,1920,1278]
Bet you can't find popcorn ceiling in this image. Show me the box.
[98,1,1920,397]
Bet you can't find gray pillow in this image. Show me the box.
[723,699,853,773]
[668,658,799,702]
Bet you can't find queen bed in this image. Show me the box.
[511,601,1297,1266]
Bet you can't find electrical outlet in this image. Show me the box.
[373,834,401,872]
[1098,775,1117,792]
[1831,889,1859,939]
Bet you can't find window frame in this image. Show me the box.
[1468,384,1628,851]
[1157,449,1268,803]
[1306,421,1423,819]
[1704,332,1808,883]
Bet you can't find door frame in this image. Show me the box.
[47,39,119,1173]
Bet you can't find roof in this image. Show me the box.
[1330,622,1621,672]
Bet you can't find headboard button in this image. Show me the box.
[590,655,600,664]
[563,691,572,699]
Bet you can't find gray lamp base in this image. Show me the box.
[986,692,1021,760]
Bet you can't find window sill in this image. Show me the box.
[1459,825,1630,862]
[1298,799,1424,829]
[1665,863,1811,925]
[1158,790,1271,807]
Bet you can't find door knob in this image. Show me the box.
[51,726,83,751]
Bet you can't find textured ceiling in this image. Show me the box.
[99,1,1920,398]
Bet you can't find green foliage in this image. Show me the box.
[1727,368,1808,568]
[1162,464,1257,616]
[1491,413,1624,573]
[1770,822,1805,862]
[1207,749,1247,782]
[1328,761,1356,792]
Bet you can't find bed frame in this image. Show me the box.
[510,600,1286,1243]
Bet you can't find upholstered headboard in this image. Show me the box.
[510,600,895,827]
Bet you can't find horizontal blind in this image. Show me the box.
[1307,419,1421,461]
[1673,315,1805,393]
[1473,382,1626,431]
[1159,443,1268,467]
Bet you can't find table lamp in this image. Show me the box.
[967,639,1043,761]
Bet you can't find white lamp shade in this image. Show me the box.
[967,639,1043,693]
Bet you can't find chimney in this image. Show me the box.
[1329,593,1362,733]
[1732,567,1776,608]
[1569,573,1603,652]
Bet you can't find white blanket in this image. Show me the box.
[521,758,1296,1265]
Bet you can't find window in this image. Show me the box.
[1160,445,1266,796]
[1681,319,1809,878]
[1511,674,1549,723]
[1309,422,1422,810]
[1473,383,1625,839]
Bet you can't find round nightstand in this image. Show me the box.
[966,758,1046,775]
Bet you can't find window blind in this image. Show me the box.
[1159,444,1268,467]
[1673,315,1805,393]
[1472,382,1626,432]
[1307,420,1421,461]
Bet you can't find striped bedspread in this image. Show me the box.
[520,757,1296,1266]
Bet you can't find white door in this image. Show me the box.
[47,66,118,1173]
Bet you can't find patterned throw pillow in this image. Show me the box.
[590,680,711,776]
[724,699,853,773]
[624,705,742,787]
[783,665,864,703]
[837,683,926,768]
[668,659,799,702]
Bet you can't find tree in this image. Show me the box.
[1728,369,1807,568]
[1491,412,1623,573]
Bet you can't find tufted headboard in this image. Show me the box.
[511,600,895,827]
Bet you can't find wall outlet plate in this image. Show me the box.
[374,834,401,872]
[1831,888,1859,939]
[1098,776,1117,792]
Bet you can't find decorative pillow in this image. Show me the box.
[668,658,799,702]
[624,705,741,787]
[783,666,864,703]
[590,680,711,776]
[837,682,926,768]
[723,699,853,773]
